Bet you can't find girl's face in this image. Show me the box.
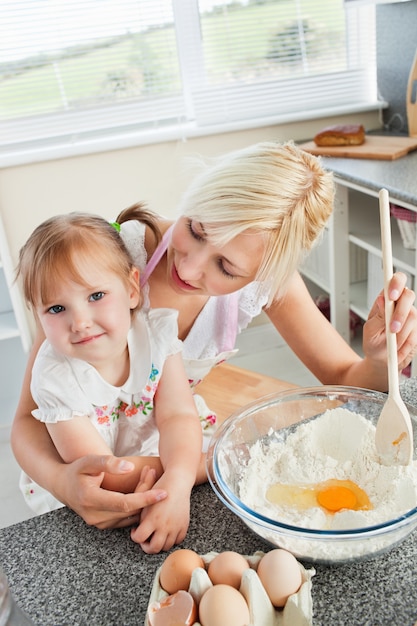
[35,265,139,371]
[167,217,265,296]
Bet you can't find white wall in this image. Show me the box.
[0,111,380,337]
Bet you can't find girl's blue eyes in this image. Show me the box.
[90,292,105,302]
[47,292,105,314]
[48,304,64,315]
[186,220,236,279]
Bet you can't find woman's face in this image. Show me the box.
[167,217,266,296]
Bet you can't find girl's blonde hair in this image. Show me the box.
[17,212,141,311]
[178,141,334,305]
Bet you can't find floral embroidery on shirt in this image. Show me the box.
[93,402,129,425]
[136,399,153,415]
[133,366,160,416]
[92,364,161,423]
[124,404,138,417]
[189,378,201,389]
[201,413,217,429]
[111,401,128,421]
[94,405,111,425]
[23,485,35,499]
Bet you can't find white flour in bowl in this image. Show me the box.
[239,407,417,531]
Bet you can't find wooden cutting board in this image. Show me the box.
[196,362,297,424]
[298,135,417,160]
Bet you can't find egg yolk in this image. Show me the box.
[266,479,372,513]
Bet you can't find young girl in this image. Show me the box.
[16,212,202,554]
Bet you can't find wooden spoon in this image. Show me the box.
[375,188,413,465]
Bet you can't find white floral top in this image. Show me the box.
[31,309,181,457]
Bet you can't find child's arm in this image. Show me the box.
[131,351,202,554]
[46,416,117,462]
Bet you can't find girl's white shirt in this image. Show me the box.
[30,309,181,457]
[21,309,181,515]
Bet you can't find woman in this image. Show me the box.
[12,141,417,530]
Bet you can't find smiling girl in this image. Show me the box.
[16,213,202,554]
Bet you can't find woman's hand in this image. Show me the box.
[364,272,417,371]
[56,455,167,529]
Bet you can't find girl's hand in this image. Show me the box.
[130,471,192,553]
[363,272,417,370]
[57,455,167,529]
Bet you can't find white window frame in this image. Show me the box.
[0,2,383,168]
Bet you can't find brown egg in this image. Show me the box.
[199,584,250,626]
[207,551,250,589]
[257,549,302,608]
[159,549,205,595]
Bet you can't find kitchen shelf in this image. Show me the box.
[349,281,369,320]
[349,190,417,274]
[303,176,417,374]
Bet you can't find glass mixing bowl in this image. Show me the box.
[206,386,417,564]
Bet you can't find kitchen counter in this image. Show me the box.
[1,374,417,625]
[322,147,417,209]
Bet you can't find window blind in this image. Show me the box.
[0,0,378,153]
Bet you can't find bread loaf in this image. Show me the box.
[314,124,365,147]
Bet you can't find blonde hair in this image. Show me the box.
[178,141,334,305]
[17,212,141,311]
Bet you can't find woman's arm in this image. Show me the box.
[11,329,167,528]
[266,271,417,391]
[11,329,63,490]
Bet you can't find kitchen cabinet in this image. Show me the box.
[0,214,32,440]
[301,148,417,373]
[348,188,415,320]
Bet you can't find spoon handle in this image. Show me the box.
[379,188,400,396]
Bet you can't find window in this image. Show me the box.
[0,0,379,162]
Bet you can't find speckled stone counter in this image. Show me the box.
[322,147,417,209]
[1,377,417,626]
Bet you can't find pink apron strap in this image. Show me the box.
[140,224,174,288]
[220,292,240,352]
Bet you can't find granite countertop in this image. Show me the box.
[1,377,417,625]
[321,144,417,209]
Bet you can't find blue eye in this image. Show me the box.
[90,292,105,302]
[48,304,65,314]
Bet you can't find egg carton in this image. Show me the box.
[145,550,315,626]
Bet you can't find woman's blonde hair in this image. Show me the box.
[178,141,334,305]
[17,212,141,311]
